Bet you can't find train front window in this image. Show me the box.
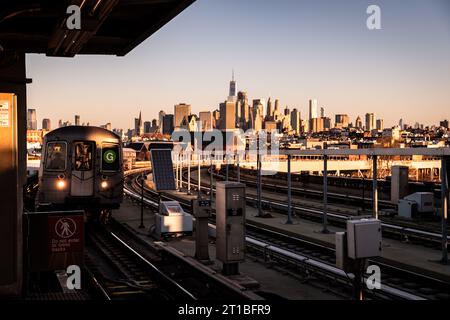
[102,144,120,171]
[45,142,67,171]
[73,142,94,171]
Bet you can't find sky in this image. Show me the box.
[26,0,450,130]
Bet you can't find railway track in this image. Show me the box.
[123,171,450,300]
[181,168,449,246]
[85,204,263,301]
[85,223,196,300]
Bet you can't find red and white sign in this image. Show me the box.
[48,215,83,253]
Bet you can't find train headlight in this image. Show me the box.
[56,179,66,189]
[101,181,108,189]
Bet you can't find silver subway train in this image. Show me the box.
[37,126,124,219]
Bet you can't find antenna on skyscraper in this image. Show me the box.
[232,69,234,82]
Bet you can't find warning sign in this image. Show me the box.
[48,215,83,253]
[0,100,9,127]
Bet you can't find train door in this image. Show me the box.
[71,141,95,196]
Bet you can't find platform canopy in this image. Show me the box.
[0,0,195,57]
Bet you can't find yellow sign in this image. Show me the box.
[0,100,9,127]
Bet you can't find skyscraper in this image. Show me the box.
[365,113,376,131]
[309,99,318,121]
[144,121,152,133]
[355,116,363,129]
[135,110,143,136]
[219,101,236,131]
[320,107,325,118]
[27,109,37,130]
[162,114,174,135]
[174,103,191,128]
[335,114,349,129]
[266,98,273,119]
[199,111,213,130]
[158,110,166,132]
[42,118,51,131]
[290,108,301,134]
[376,119,384,131]
[228,70,236,101]
[75,115,80,126]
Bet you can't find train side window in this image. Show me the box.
[73,142,94,171]
[45,142,67,171]
[102,144,120,171]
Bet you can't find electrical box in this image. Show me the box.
[192,198,211,218]
[335,232,350,271]
[398,199,416,219]
[347,219,382,259]
[391,166,409,204]
[404,192,434,213]
[216,182,246,263]
[155,201,193,236]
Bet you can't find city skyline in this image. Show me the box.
[26,0,450,129]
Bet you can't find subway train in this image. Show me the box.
[36,126,124,220]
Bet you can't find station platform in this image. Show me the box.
[146,177,450,283]
[113,197,343,300]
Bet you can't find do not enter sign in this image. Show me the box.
[48,215,83,254]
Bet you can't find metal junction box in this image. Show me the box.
[347,219,382,259]
[156,201,193,236]
[192,198,212,218]
[404,192,434,213]
[216,182,246,263]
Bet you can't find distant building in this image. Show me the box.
[75,115,80,126]
[376,119,384,131]
[264,120,277,132]
[309,99,318,121]
[162,114,174,135]
[135,111,143,136]
[335,114,349,129]
[290,109,301,134]
[323,117,331,130]
[365,113,375,131]
[199,111,213,130]
[320,107,325,118]
[144,121,152,134]
[355,116,363,129]
[228,70,236,101]
[219,101,236,131]
[440,120,449,129]
[158,110,166,132]
[42,118,51,131]
[266,98,273,119]
[174,103,191,128]
[27,109,37,130]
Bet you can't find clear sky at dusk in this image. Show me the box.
[26,0,450,130]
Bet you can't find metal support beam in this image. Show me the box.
[198,151,201,197]
[237,153,240,183]
[225,154,229,181]
[175,153,179,190]
[210,156,214,204]
[180,154,183,191]
[441,157,448,264]
[187,153,191,195]
[373,155,378,219]
[322,155,329,233]
[257,146,262,217]
[285,154,293,224]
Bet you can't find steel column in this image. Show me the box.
[286,154,293,224]
[373,155,378,219]
[322,155,329,233]
[441,157,448,264]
